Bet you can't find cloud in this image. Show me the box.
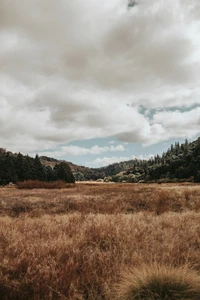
[87,156,131,167]
[32,144,125,158]
[149,107,200,141]
[87,153,154,167]
[0,0,200,154]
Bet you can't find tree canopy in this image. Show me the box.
[0,150,75,185]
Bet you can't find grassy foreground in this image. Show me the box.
[0,183,200,299]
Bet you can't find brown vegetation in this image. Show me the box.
[0,183,200,299]
[116,264,200,299]
[16,180,75,190]
[1,182,199,216]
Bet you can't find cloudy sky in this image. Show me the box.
[1,0,200,167]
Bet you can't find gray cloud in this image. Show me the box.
[0,0,200,154]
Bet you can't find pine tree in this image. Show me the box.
[54,162,75,183]
[184,139,189,155]
[15,153,32,181]
[2,153,17,184]
[46,166,56,182]
[34,155,46,181]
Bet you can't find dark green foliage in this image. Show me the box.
[147,138,200,182]
[54,162,75,183]
[16,153,32,181]
[34,155,47,181]
[1,137,200,184]
[0,152,17,184]
[76,137,200,183]
[0,150,75,185]
[73,172,85,181]
[46,165,56,182]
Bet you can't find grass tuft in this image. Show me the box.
[116,264,200,300]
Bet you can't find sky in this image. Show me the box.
[0,0,200,167]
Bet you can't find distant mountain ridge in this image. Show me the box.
[1,137,200,184]
[40,137,200,183]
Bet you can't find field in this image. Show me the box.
[0,182,200,299]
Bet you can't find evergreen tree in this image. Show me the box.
[2,153,17,184]
[15,153,32,181]
[46,166,56,182]
[184,139,189,155]
[34,154,46,181]
[54,162,75,183]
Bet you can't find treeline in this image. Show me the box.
[76,138,200,183]
[121,138,200,183]
[0,149,75,185]
[1,137,200,184]
[147,138,200,182]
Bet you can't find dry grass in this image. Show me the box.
[116,264,200,299]
[16,180,75,189]
[0,183,200,299]
[0,183,199,217]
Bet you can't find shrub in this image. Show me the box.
[116,264,200,300]
[16,180,75,189]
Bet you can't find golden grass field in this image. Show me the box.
[0,182,200,299]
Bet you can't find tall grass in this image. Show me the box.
[0,212,200,299]
[0,183,200,299]
[0,183,199,217]
[116,264,200,299]
[16,180,75,189]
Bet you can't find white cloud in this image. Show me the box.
[147,107,200,143]
[87,153,155,167]
[87,156,131,167]
[0,0,200,154]
[31,144,125,158]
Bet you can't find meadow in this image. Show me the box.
[0,182,200,299]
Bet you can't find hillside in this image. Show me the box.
[40,137,200,183]
[0,150,75,185]
[1,137,200,184]
[94,137,200,183]
[40,156,106,181]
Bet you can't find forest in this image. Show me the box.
[72,138,200,183]
[1,137,200,185]
[0,149,75,185]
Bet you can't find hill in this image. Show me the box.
[91,137,200,183]
[0,150,75,185]
[40,156,106,181]
[40,137,200,183]
[1,137,200,184]
[40,138,200,182]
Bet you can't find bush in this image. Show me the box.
[116,264,200,300]
[16,180,75,189]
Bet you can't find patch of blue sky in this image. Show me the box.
[38,136,198,167]
[138,104,200,120]
[66,137,118,148]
